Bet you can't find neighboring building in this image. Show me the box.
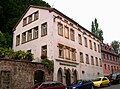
[12,5,103,85]
[101,43,120,76]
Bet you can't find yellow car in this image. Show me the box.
[93,77,110,87]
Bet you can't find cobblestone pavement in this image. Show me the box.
[96,84,120,89]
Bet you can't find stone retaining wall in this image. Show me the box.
[0,59,53,89]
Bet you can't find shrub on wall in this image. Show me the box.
[41,58,53,74]
[0,48,34,61]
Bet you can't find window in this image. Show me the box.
[108,65,110,70]
[27,29,32,41]
[16,34,20,46]
[80,52,84,63]
[33,26,38,39]
[99,58,102,67]
[58,22,63,36]
[94,42,97,51]
[110,56,112,61]
[82,71,85,74]
[65,47,70,59]
[117,66,119,71]
[103,53,105,59]
[91,56,94,65]
[104,64,106,69]
[71,48,76,61]
[84,37,88,47]
[23,18,27,26]
[41,45,47,56]
[27,50,31,53]
[111,66,113,71]
[114,66,116,71]
[89,40,92,49]
[98,44,100,52]
[58,44,64,58]
[70,29,75,41]
[41,22,47,36]
[107,54,109,60]
[64,26,69,39]
[86,54,89,64]
[102,78,107,81]
[28,14,32,23]
[22,32,26,43]
[78,34,82,45]
[96,57,98,66]
[34,11,38,20]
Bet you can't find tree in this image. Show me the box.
[110,40,120,54]
[0,31,7,48]
[91,18,104,42]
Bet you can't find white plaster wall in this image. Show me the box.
[13,7,55,60]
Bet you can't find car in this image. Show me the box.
[108,73,120,84]
[31,81,66,89]
[92,77,110,87]
[66,80,94,89]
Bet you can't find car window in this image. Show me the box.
[102,78,107,81]
[41,84,49,88]
[93,78,101,81]
[49,82,63,87]
[75,80,82,84]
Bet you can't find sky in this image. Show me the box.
[44,0,120,44]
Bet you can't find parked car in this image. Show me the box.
[31,81,66,89]
[92,77,110,87]
[66,80,94,89]
[108,73,120,84]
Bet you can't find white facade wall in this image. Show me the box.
[13,6,103,85]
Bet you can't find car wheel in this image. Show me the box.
[118,80,120,84]
[91,86,94,89]
[100,84,103,87]
[108,83,111,86]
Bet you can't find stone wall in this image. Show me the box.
[0,59,53,89]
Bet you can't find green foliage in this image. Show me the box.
[0,48,34,61]
[41,58,54,73]
[24,51,34,61]
[110,40,120,54]
[0,47,6,58]
[12,50,26,60]
[0,0,50,48]
[91,18,104,42]
[0,31,7,48]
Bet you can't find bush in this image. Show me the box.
[0,48,34,61]
[41,58,53,73]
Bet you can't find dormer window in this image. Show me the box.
[28,14,32,23]
[23,18,27,26]
[34,11,39,20]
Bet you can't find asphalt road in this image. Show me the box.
[96,84,120,89]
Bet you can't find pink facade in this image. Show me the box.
[101,43,120,76]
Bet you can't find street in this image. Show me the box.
[96,84,120,89]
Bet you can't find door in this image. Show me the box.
[102,78,108,85]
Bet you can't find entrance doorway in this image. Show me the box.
[73,70,77,83]
[34,70,45,84]
[57,68,63,82]
[65,69,71,85]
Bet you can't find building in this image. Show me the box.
[101,43,120,76]
[12,5,103,85]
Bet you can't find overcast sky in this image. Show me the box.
[44,0,120,44]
